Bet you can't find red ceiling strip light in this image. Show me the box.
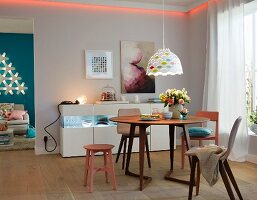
[188,2,208,14]
[0,0,186,16]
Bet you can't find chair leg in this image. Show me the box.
[84,149,90,187]
[188,156,197,200]
[104,152,109,183]
[219,160,235,200]
[181,136,185,169]
[223,159,243,200]
[108,149,117,190]
[145,135,151,168]
[196,161,200,196]
[122,137,127,170]
[89,152,95,193]
[116,135,125,163]
[199,140,203,147]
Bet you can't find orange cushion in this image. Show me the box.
[8,110,26,120]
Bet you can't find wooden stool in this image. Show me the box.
[83,144,117,193]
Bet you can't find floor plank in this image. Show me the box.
[0,148,256,200]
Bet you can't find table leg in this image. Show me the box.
[168,125,175,171]
[125,124,152,191]
[139,126,146,190]
[165,125,191,185]
[182,124,192,167]
[125,124,135,174]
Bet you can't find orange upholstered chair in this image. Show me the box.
[181,111,219,169]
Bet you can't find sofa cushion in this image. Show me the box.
[8,110,27,121]
[14,104,24,110]
[0,103,14,119]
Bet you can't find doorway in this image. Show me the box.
[0,17,35,151]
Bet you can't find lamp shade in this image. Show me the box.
[147,48,183,76]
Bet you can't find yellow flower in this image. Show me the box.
[159,88,191,107]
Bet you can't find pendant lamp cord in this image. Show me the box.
[162,0,165,49]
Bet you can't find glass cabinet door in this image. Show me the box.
[61,115,116,128]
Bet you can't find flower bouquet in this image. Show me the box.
[159,88,190,118]
[159,88,190,107]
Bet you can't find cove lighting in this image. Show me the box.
[0,0,186,16]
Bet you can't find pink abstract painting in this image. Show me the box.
[121,41,155,93]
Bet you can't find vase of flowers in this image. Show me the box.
[159,88,191,119]
[170,104,183,119]
[179,108,189,120]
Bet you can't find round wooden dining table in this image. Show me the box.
[109,115,209,191]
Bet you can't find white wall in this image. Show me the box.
[174,7,208,146]
[0,2,208,154]
[188,8,208,114]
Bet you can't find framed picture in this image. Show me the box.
[85,50,113,79]
[120,41,155,93]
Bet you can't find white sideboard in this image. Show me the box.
[59,103,174,157]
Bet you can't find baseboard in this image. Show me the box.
[35,146,60,155]
[247,154,257,164]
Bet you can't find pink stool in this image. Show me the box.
[83,144,117,193]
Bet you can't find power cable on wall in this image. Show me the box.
[43,104,61,152]
[43,101,79,152]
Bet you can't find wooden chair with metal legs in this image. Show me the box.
[181,111,219,169]
[115,108,151,169]
[186,116,243,200]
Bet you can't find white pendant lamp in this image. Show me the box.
[147,0,183,76]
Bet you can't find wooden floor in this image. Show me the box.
[0,148,257,200]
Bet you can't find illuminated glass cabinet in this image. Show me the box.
[60,104,116,157]
[59,103,173,157]
[61,115,117,128]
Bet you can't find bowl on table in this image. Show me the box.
[163,112,173,120]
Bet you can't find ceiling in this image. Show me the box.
[47,0,208,12]
[116,0,205,7]
[0,0,207,34]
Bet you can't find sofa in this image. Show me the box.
[0,104,29,135]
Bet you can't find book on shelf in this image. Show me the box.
[0,135,10,142]
[148,98,162,103]
[95,100,129,104]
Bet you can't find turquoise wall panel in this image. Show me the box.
[0,33,35,126]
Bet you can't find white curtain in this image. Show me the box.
[203,0,248,161]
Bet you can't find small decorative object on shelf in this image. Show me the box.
[147,97,162,103]
[76,95,87,104]
[179,108,189,120]
[101,85,116,101]
[159,88,190,119]
[134,95,140,103]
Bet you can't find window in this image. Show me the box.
[244,0,257,115]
